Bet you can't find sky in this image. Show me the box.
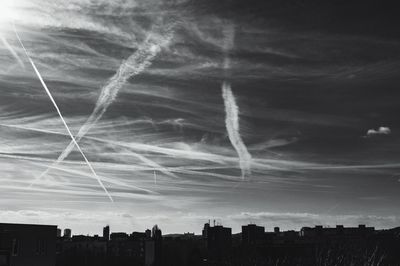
[0,0,400,235]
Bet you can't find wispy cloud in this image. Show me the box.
[36,20,177,184]
[220,23,252,179]
[1,0,400,234]
[365,126,391,137]
[13,25,113,202]
[222,83,252,179]
[0,35,25,69]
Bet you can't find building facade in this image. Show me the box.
[242,224,265,245]
[0,223,57,266]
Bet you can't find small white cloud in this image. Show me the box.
[366,126,391,137]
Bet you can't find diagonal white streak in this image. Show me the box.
[221,24,252,179]
[13,25,113,202]
[222,82,252,179]
[36,23,176,183]
[0,35,25,69]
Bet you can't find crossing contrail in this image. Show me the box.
[0,35,25,68]
[35,23,176,183]
[13,24,114,202]
[222,82,252,179]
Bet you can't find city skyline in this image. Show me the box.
[52,221,384,237]
[1,0,400,235]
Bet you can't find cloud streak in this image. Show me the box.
[36,21,177,183]
[1,0,399,234]
[13,25,113,202]
[222,82,252,179]
[0,35,25,69]
[221,23,252,179]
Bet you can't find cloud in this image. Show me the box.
[2,208,400,235]
[0,35,25,69]
[13,27,114,201]
[222,83,252,179]
[34,19,177,185]
[228,211,400,231]
[366,126,391,137]
[0,209,143,234]
[1,0,400,236]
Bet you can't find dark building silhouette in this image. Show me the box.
[110,232,128,242]
[145,225,162,266]
[151,225,162,240]
[63,229,71,239]
[131,232,146,239]
[57,234,107,266]
[242,224,265,245]
[300,224,375,238]
[103,225,110,241]
[56,227,151,266]
[204,223,232,264]
[145,229,151,238]
[2,221,400,266]
[56,229,62,238]
[0,223,57,266]
[202,221,210,238]
[107,231,146,266]
[274,227,280,234]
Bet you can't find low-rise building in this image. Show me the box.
[0,223,57,266]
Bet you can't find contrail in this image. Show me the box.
[13,25,114,202]
[222,23,235,71]
[0,122,179,179]
[221,23,252,179]
[34,162,157,195]
[222,82,252,179]
[36,23,176,183]
[0,35,25,68]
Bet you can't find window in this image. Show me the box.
[12,238,19,256]
[36,239,46,255]
[41,240,46,255]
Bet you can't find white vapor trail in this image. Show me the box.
[36,23,176,183]
[222,23,235,71]
[13,25,114,202]
[221,23,252,179]
[0,122,179,179]
[0,35,25,68]
[222,82,252,179]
